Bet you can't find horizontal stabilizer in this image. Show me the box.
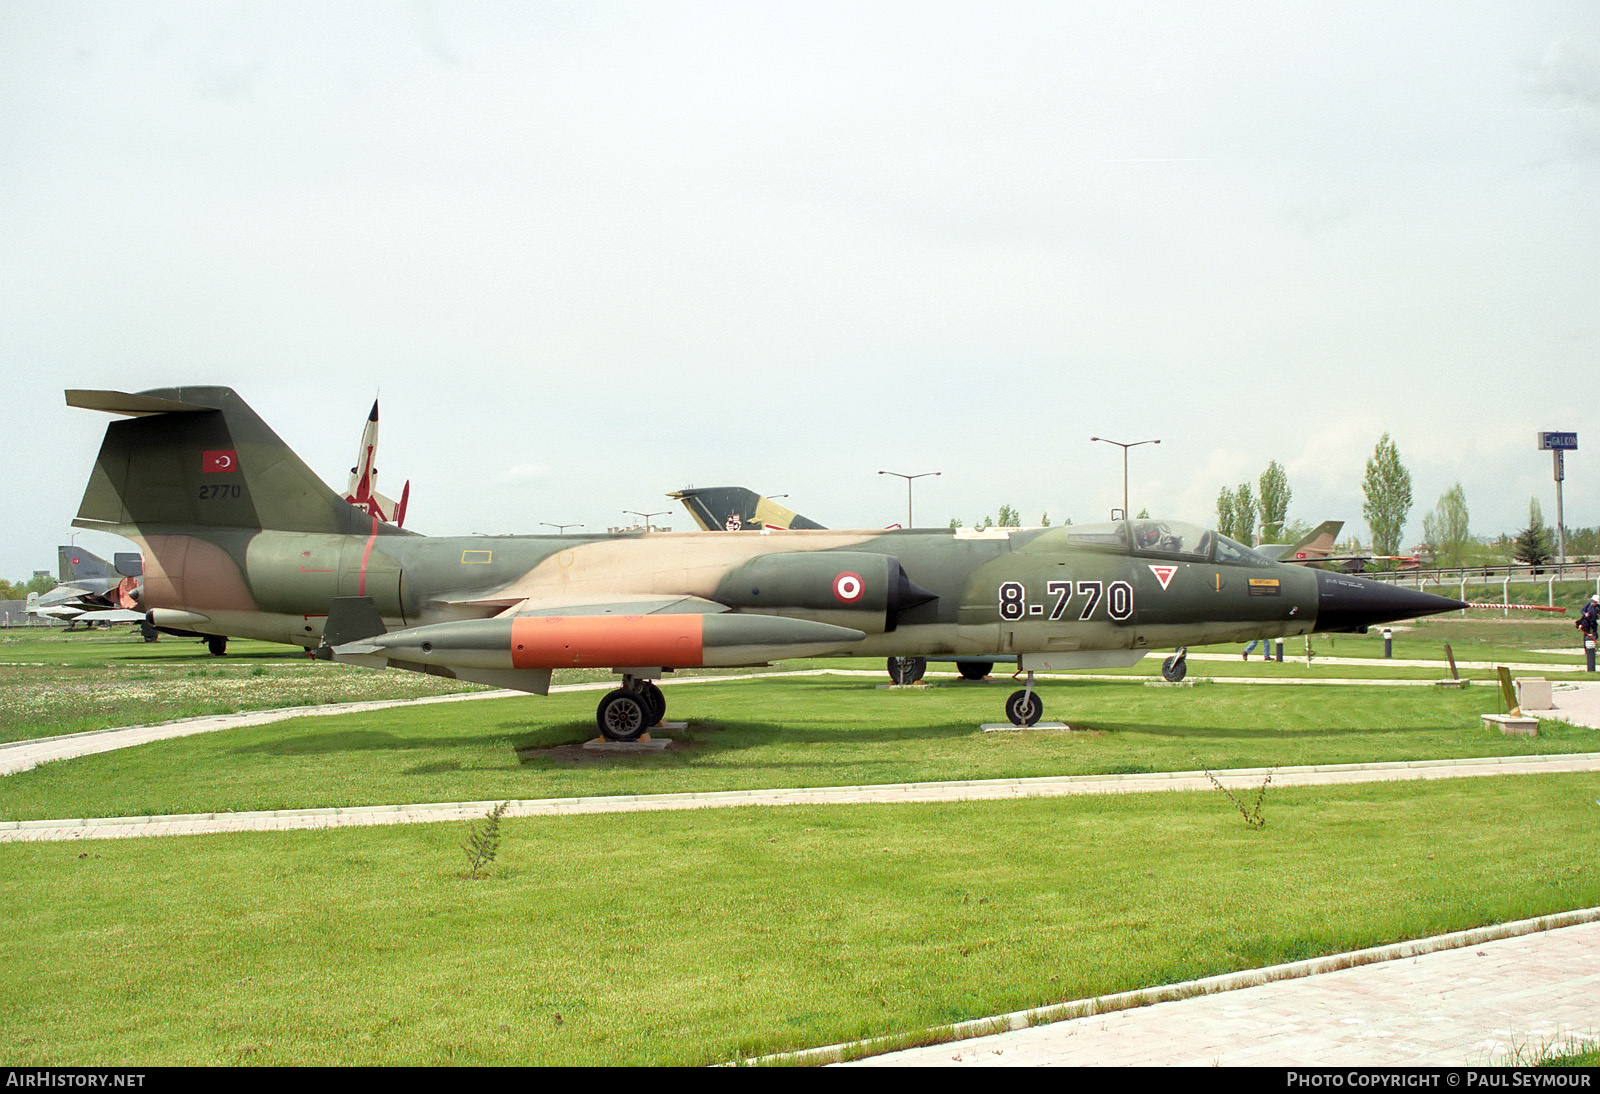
[66,390,216,416]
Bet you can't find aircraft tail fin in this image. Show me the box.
[69,387,409,538]
[668,486,827,531]
[1259,520,1345,562]
[57,545,115,584]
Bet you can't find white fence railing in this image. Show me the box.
[1360,563,1600,611]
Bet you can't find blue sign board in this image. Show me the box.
[1538,432,1578,451]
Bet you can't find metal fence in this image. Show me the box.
[0,600,58,627]
[1361,562,1600,610]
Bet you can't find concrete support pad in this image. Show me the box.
[1481,714,1539,736]
[581,735,673,751]
[1434,678,1469,688]
[980,722,1075,732]
[1143,680,1195,688]
[1515,678,1554,711]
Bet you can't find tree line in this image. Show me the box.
[947,432,1588,567]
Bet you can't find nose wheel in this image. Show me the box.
[1161,648,1188,682]
[887,656,927,684]
[1004,671,1043,726]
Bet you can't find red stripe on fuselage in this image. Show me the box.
[358,514,379,595]
[509,614,705,669]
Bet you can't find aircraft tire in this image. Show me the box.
[1161,655,1187,682]
[957,661,993,681]
[887,656,927,685]
[597,689,650,742]
[1005,689,1043,727]
[206,635,227,657]
[633,681,666,726]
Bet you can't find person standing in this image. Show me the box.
[1578,594,1600,642]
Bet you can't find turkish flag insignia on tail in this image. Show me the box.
[203,450,238,473]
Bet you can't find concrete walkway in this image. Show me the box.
[834,913,1600,1067]
[5,751,1599,842]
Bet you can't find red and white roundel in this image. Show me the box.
[832,571,865,604]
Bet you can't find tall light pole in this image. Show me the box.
[540,522,583,534]
[877,470,940,528]
[1090,436,1160,519]
[623,510,668,532]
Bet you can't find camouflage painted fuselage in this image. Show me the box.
[72,386,1460,699]
[126,522,1319,659]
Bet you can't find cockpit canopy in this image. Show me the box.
[1065,520,1269,565]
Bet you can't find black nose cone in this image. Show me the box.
[1313,569,1465,633]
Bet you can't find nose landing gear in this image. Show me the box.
[1161,648,1188,682]
[1004,671,1043,726]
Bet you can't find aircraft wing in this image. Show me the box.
[73,608,147,623]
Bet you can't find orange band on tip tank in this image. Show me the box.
[509,614,705,668]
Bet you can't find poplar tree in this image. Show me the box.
[1422,484,1471,567]
[1258,461,1291,542]
[1232,483,1257,544]
[1362,434,1413,558]
[1216,487,1235,539]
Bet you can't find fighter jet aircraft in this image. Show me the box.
[26,545,145,627]
[68,386,1465,738]
[669,486,825,532]
[343,398,409,528]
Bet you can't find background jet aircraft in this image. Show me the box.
[1256,522,1421,572]
[342,398,410,528]
[668,486,825,532]
[69,386,1464,738]
[26,545,145,628]
[1257,521,1343,563]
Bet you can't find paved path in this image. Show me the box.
[5,751,1598,842]
[834,914,1600,1067]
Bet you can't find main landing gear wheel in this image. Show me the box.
[1005,689,1043,727]
[887,656,927,684]
[206,635,227,657]
[1161,649,1188,682]
[597,689,651,743]
[633,680,666,726]
[957,661,993,681]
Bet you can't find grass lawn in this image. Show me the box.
[2,673,1594,822]
[3,775,1597,1066]
[3,616,1598,1066]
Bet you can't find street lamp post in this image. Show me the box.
[623,510,669,532]
[540,522,583,534]
[877,470,940,528]
[1089,436,1160,519]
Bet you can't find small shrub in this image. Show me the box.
[462,801,510,880]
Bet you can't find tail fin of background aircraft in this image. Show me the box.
[68,387,410,538]
[668,486,827,531]
[57,545,115,584]
[1258,520,1345,563]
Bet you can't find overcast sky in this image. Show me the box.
[3,1,1597,579]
